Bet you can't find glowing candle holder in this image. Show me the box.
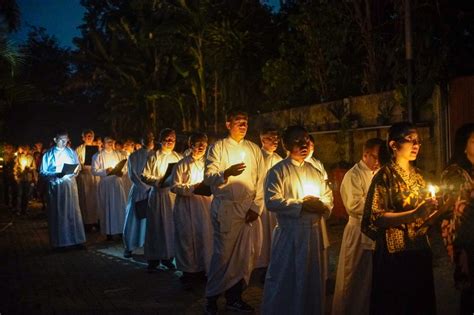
[303,183,320,198]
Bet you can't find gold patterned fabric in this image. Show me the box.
[362,162,430,253]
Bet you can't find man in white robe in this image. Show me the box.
[75,129,99,230]
[92,137,127,239]
[122,133,154,258]
[40,130,86,248]
[204,109,266,314]
[142,129,182,271]
[120,138,135,196]
[331,138,383,315]
[256,127,282,269]
[262,125,333,315]
[171,132,213,287]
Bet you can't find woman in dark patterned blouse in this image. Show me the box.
[362,122,438,315]
[441,123,474,315]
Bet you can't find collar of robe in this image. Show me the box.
[290,158,305,167]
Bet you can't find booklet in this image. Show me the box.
[84,145,99,166]
[107,159,127,176]
[59,163,79,177]
[159,163,177,188]
[193,182,212,196]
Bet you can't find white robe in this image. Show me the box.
[75,144,99,224]
[142,150,182,260]
[256,149,282,268]
[204,137,265,297]
[92,150,127,235]
[332,161,376,315]
[122,148,153,252]
[120,151,133,197]
[262,158,333,315]
[305,155,330,281]
[171,155,213,273]
[40,147,86,247]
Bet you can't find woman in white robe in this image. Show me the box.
[262,126,333,315]
[75,129,99,226]
[171,133,213,278]
[91,137,127,236]
[142,129,182,270]
[40,131,86,248]
[122,135,154,257]
[332,138,383,315]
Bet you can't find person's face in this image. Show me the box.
[34,142,43,151]
[288,131,310,162]
[54,135,69,149]
[226,115,248,141]
[104,139,115,151]
[82,133,94,145]
[191,139,208,159]
[391,131,421,162]
[161,132,176,152]
[465,132,474,163]
[123,141,135,153]
[363,145,381,171]
[261,132,279,153]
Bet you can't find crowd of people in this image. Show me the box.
[1,109,473,315]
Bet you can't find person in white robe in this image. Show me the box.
[256,127,282,270]
[171,132,213,286]
[75,129,99,229]
[92,137,127,238]
[40,130,86,248]
[122,133,154,258]
[204,109,266,314]
[120,138,135,196]
[306,135,330,282]
[142,128,182,270]
[331,138,383,315]
[262,125,333,315]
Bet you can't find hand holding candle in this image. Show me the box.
[240,151,246,163]
[427,184,439,200]
[303,182,321,198]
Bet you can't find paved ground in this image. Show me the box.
[0,201,460,314]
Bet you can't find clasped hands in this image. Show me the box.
[302,196,328,215]
[106,167,123,177]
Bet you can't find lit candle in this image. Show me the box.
[303,183,320,198]
[20,157,27,170]
[240,151,246,163]
[428,184,437,199]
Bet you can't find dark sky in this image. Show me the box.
[12,0,280,48]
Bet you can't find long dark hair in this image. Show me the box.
[448,123,474,171]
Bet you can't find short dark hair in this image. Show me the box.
[282,125,308,151]
[363,138,384,151]
[260,127,279,137]
[54,129,68,138]
[449,123,474,171]
[159,128,175,141]
[226,108,248,122]
[188,132,208,147]
[81,129,94,137]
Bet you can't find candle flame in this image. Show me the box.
[20,157,27,170]
[303,183,320,197]
[428,184,437,199]
[240,151,246,162]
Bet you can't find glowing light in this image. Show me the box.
[303,182,320,198]
[240,151,246,163]
[428,184,438,199]
[20,157,27,171]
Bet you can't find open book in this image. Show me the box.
[107,159,127,176]
[159,163,177,188]
[84,145,99,166]
[59,163,79,177]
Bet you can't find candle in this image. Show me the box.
[428,184,437,199]
[303,183,320,198]
[240,151,246,163]
[20,157,27,170]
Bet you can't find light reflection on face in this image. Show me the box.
[393,131,421,162]
[161,133,176,152]
[191,140,208,159]
[54,135,69,149]
[261,132,279,153]
[226,115,248,141]
[288,131,310,162]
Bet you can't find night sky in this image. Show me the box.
[12,0,280,48]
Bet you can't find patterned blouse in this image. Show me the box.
[362,162,431,253]
[440,164,474,289]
